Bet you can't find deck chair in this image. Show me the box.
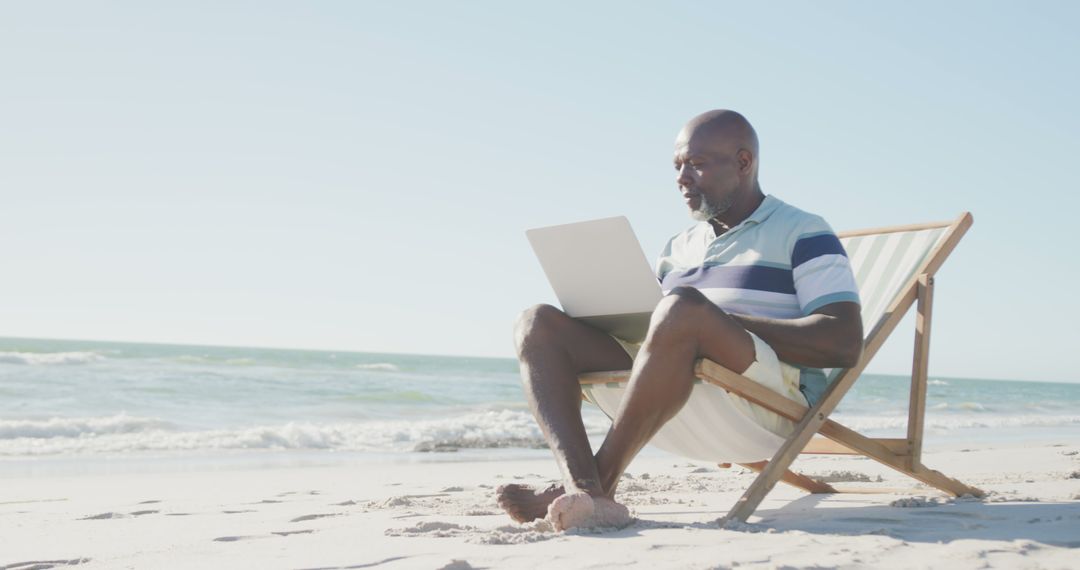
[579,212,983,522]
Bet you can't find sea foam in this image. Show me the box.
[0,414,171,439]
[1,410,1079,457]
[0,410,611,457]
[355,363,400,372]
[0,351,104,365]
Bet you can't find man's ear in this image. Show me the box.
[736,149,755,175]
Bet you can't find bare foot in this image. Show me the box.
[546,491,594,531]
[590,497,632,528]
[546,493,632,531]
[496,483,565,523]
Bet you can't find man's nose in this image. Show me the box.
[676,164,694,188]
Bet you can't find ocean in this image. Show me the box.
[1,337,1078,476]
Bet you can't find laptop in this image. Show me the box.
[526,216,663,343]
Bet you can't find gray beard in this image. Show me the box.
[690,193,733,221]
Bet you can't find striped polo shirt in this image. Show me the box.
[655,195,860,405]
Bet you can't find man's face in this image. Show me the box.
[673,131,741,221]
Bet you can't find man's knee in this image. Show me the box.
[647,287,712,342]
[652,286,710,322]
[513,304,568,357]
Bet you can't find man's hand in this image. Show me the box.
[728,302,863,369]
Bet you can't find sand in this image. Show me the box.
[2,441,1079,569]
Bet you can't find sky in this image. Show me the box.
[1,1,1077,383]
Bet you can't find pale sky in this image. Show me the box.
[2,2,1077,383]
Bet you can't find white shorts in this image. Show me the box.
[612,332,806,437]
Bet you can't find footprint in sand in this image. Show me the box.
[437,560,477,570]
[290,513,342,523]
[214,530,316,542]
[79,512,126,520]
[1,558,92,569]
[213,535,261,542]
[272,529,315,537]
[294,556,410,570]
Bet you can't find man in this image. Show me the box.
[498,110,864,531]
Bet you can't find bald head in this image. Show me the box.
[676,109,759,163]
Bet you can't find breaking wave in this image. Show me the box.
[355,363,400,372]
[0,410,611,457]
[0,414,171,439]
[0,351,105,365]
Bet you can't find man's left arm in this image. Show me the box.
[729,302,863,369]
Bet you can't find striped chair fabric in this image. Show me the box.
[825,226,948,381]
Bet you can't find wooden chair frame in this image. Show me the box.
[579,212,983,522]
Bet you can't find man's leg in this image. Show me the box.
[497,303,633,523]
[591,286,757,495]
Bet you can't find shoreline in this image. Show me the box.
[3,431,1078,480]
[4,428,1079,474]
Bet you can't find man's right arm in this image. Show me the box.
[729,301,863,369]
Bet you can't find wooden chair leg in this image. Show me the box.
[908,463,985,497]
[739,461,836,494]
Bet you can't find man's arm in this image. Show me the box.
[728,302,863,369]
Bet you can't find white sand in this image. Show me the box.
[3,442,1079,569]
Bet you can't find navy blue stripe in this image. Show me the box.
[792,233,847,268]
[661,264,795,295]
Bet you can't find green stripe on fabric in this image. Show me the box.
[841,235,865,260]
[862,231,916,316]
[859,238,903,324]
[803,291,861,315]
[853,234,887,290]
[861,229,944,331]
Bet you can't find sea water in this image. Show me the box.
[1,337,1077,476]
